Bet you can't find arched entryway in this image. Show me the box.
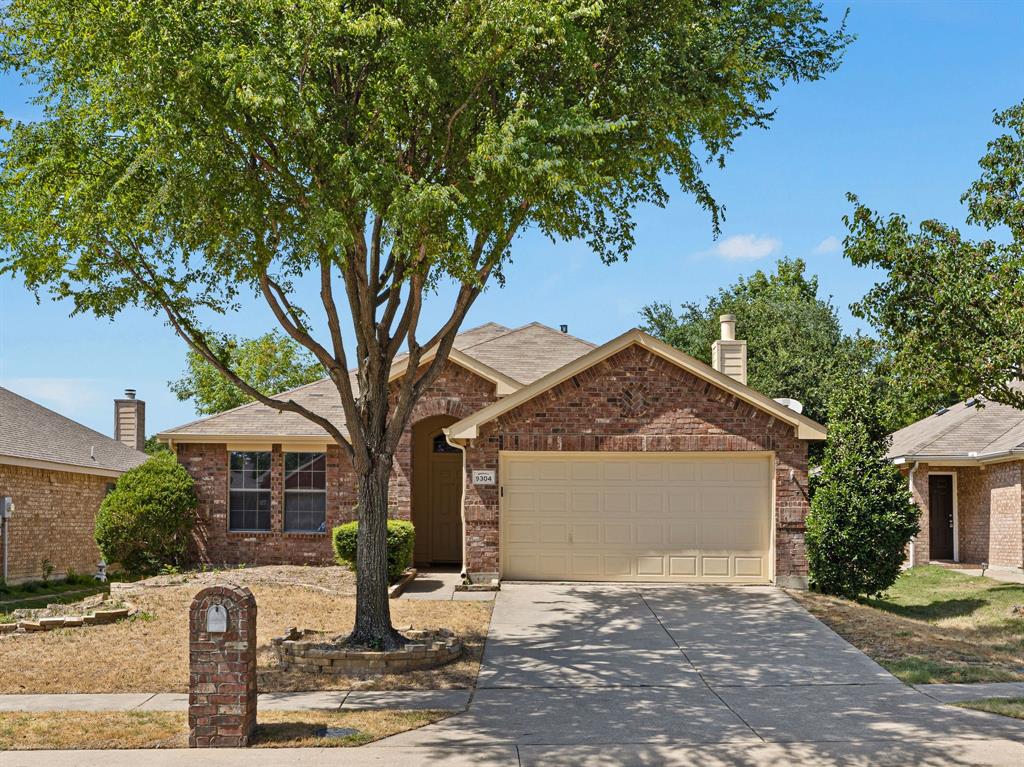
[411,414,463,565]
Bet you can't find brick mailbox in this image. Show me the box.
[188,584,257,747]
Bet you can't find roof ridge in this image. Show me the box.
[0,386,144,457]
[459,321,596,353]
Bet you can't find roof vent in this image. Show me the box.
[934,406,949,416]
[773,397,804,415]
[559,324,568,334]
[124,388,137,400]
[965,397,979,408]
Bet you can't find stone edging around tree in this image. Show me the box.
[272,627,462,675]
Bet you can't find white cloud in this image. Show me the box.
[1,377,103,415]
[711,234,781,261]
[813,235,842,255]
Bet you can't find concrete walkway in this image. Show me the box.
[10,583,1024,765]
[398,568,496,601]
[0,689,471,712]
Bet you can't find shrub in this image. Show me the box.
[805,375,920,599]
[95,452,198,576]
[333,517,415,584]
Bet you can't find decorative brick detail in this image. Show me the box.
[462,345,811,580]
[0,464,109,583]
[188,584,257,748]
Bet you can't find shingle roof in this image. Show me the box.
[159,322,595,440]
[0,387,149,474]
[888,382,1024,461]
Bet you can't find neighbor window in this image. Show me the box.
[229,451,272,531]
[284,452,327,532]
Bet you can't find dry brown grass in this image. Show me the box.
[0,581,492,693]
[791,584,1024,684]
[0,709,449,749]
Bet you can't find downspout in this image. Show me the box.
[907,461,920,568]
[443,428,469,582]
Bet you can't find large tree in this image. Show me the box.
[641,258,870,424]
[170,331,323,415]
[0,0,848,647]
[844,100,1024,411]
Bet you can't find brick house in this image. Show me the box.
[889,388,1024,575]
[159,320,826,587]
[0,387,148,583]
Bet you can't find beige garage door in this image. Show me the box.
[500,452,773,583]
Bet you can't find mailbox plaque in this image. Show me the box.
[206,604,228,633]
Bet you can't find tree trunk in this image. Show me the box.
[348,451,406,650]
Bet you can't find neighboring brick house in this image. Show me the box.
[159,320,826,587]
[889,387,1024,575]
[0,387,148,583]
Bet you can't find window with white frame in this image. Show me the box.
[284,452,327,532]
[229,451,272,531]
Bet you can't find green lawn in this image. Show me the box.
[792,566,1024,684]
[0,578,110,617]
[955,698,1024,721]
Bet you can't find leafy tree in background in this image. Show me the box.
[641,258,869,425]
[0,0,849,647]
[805,374,918,598]
[170,331,323,415]
[845,100,1024,411]
[143,436,170,456]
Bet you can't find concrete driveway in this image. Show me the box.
[372,583,1024,765]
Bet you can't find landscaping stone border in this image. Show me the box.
[454,578,500,592]
[388,568,417,599]
[272,627,462,675]
[0,598,135,635]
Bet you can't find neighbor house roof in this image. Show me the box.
[157,322,596,443]
[446,328,827,442]
[0,387,149,477]
[888,382,1024,465]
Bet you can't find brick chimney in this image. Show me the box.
[114,389,146,451]
[711,314,747,385]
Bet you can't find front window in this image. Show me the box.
[284,452,327,532]
[229,451,271,531]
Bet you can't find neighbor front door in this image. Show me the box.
[928,474,954,560]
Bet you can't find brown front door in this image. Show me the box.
[929,474,955,560]
[411,415,463,565]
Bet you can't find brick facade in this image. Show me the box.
[178,361,498,566]
[461,345,810,580]
[175,349,815,581]
[0,463,110,583]
[906,462,1024,571]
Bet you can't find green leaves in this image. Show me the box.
[169,330,324,415]
[641,257,864,425]
[845,99,1024,412]
[805,375,919,599]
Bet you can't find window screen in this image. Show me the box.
[229,451,272,531]
[284,452,326,532]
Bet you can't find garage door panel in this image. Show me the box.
[501,453,772,584]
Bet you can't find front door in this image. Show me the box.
[928,474,955,560]
[411,415,463,565]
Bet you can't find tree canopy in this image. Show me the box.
[170,331,323,415]
[641,258,870,425]
[845,100,1024,411]
[0,0,849,646]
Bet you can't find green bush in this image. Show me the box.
[805,375,919,599]
[95,452,198,576]
[332,518,415,584]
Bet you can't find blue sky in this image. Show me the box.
[1,1,1022,436]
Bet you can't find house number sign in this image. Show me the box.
[206,604,228,633]
[472,470,496,486]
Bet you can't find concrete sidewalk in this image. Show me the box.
[6,738,1024,766]
[0,689,471,713]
